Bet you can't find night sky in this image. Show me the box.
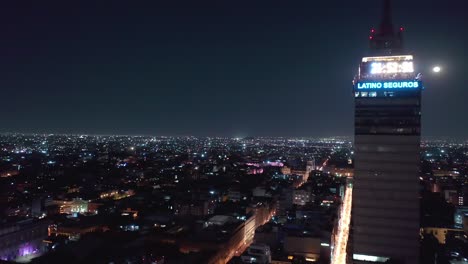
[1,1,467,137]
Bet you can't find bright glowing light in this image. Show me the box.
[353,254,389,262]
[331,184,352,264]
[356,81,420,90]
[433,66,441,73]
[370,61,414,74]
[362,55,413,63]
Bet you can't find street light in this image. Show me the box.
[432,66,441,73]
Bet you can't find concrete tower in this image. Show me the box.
[351,0,422,263]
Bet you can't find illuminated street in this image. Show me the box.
[331,182,353,264]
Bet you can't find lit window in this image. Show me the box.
[353,254,390,262]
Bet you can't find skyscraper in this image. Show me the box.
[351,0,422,263]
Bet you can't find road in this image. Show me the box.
[331,183,352,264]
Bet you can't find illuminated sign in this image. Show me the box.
[356,81,421,90]
[360,55,415,76]
[362,55,413,62]
[370,61,413,74]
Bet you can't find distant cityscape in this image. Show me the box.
[0,133,467,263]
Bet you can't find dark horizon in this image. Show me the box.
[1,0,466,138]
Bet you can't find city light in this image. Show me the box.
[331,183,352,264]
[0,0,464,261]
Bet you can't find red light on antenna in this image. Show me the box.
[400,27,404,31]
[369,36,373,40]
[371,29,375,33]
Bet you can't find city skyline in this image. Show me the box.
[1,1,467,264]
[1,0,466,137]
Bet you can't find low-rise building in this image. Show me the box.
[0,219,50,262]
[293,190,311,206]
[420,227,464,244]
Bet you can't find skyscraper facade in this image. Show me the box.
[351,0,422,263]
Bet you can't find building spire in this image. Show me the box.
[380,0,394,36]
[369,0,403,54]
